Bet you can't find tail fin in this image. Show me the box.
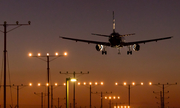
[113,11,115,33]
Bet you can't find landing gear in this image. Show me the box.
[118,48,121,54]
[127,46,132,55]
[101,47,107,55]
[102,51,107,55]
[127,51,132,55]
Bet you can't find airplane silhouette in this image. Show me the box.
[60,11,172,55]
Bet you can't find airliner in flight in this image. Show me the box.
[60,11,172,55]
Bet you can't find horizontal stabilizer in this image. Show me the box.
[91,33,110,37]
[120,33,135,37]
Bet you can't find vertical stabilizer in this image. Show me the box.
[113,11,115,33]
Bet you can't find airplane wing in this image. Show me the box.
[59,36,111,46]
[123,36,173,46]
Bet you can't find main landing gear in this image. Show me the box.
[101,47,107,55]
[127,51,132,55]
[127,46,132,55]
[102,51,107,55]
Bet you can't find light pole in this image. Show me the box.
[53,97,66,108]
[51,83,66,108]
[92,91,112,108]
[77,82,103,108]
[60,71,89,108]
[0,21,30,108]
[34,92,47,108]
[115,82,143,106]
[12,83,32,108]
[66,78,77,108]
[29,52,67,108]
[35,82,65,108]
[104,96,120,108]
[149,82,177,108]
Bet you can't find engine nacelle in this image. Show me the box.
[95,44,104,51]
[133,44,140,51]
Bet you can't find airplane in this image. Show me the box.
[60,11,172,55]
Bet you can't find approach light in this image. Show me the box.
[89,82,92,85]
[55,52,58,56]
[113,96,116,99]
[123,82,127,86]
[38,53,41,56]
[105,96,107,99]
[29,53,32,57]
[95,82,98,85]
[38,83,41,86]
[83,82,86,85]
[149,82,152,85]
[63,83,66,86]
[132,82,135,85]
[29,83,32,86]
[101,82,104,85]
[115,82,118,85]
[55,83,58,86]
[46,83,49,86]
[78,82,81,85]
[47,53,49,56]
[109,96,112,99]
[141,82,144,85]
[64,52,67,56]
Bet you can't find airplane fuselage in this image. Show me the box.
[109,32,123,47]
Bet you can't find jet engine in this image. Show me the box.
[133,44,140,51]
[95,44,104,51]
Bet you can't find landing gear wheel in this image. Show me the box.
[127,51,132,55]
[130,51,132,55]
[105,51,107,55]
[102,51,107,55]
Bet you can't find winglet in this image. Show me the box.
[59,36,63,38]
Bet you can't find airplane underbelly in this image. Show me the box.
[109,39,121,47]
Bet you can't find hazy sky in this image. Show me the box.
[0,0,180,108]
